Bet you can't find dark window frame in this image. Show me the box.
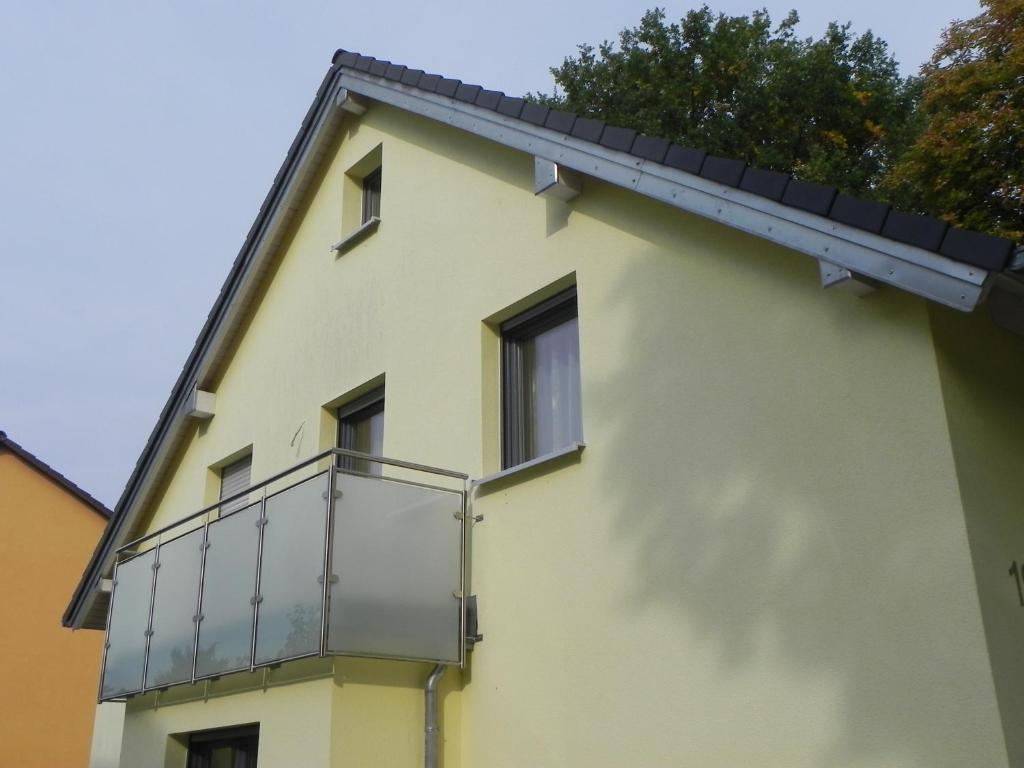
[361,166,382,225]
[187,724,259,768]
[501,286,580,469]
[337,386,385,473]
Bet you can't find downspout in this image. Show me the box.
[424,664,447,768]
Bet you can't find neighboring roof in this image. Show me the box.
[64,49,1021,629]
[0,430,111,520]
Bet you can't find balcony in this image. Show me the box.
[99,449,469,701]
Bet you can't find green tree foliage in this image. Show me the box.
[884,0,1023,241]
[534,7,920,197]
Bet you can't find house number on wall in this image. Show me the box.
[1009,561,1024,606]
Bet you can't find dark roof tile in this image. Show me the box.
[782,180,836,216]
[400,68,424,87]
[354,55,374,72]
[664,145,706,174]
[571,117,605,142]
[829,195,890,233]
[630,135,670,163]
[368,60,390,77]
[435,78,461,98]
[882,210,949,251]
[545,109,577,134]
[520,102,550,126]
[497,96,525,118]
[701,155,745,187]
[600,125,637,153]
[384,64,406,82]
[417,73,442,93]
[475,89,503,110]
[940,228,1015,271]
[335,51,359,67]
[455,83,482,103]
[740,167,789,201]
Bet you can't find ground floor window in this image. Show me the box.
[187,724,258,768]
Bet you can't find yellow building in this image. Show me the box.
[66,50,1024,767]
[0,430,112,767]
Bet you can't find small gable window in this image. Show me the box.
[332,144,383,256]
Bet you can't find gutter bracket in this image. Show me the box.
[534,157,581,201]
[337,88,368,116]
[819,259,878,297]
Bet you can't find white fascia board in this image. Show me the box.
[338,70,989,312]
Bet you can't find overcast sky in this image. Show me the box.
[0,0,980,507]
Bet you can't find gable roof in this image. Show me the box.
[0,430,111,520]
[64,49,1021,629]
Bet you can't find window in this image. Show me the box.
[219,454,251,515]
[187,725,258,768]
[361,166,382,224]
[333,145,383,256]
[337,387,385,475]
[501,287,582,469]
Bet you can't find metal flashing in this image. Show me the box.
[339,68,987,311]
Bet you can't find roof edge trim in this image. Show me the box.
[339,69,990,311]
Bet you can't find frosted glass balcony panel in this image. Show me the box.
[145,528,204,688]
[254,472,328,665]
[194,502,261,678]
[327,473,463,662]
[101,549,155,698]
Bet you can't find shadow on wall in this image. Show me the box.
[582,187,1003,766]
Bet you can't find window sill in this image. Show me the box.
[473,442,585,490]
[331,216,380,256]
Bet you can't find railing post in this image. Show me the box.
[320,464,338,656]
[96,559,121,702]
[250,491,268,672]
[141,540,161,693]
[191,515,212,685]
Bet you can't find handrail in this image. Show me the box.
[116,447,468,555]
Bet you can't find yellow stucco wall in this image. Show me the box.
[122,659,334,767]
[931,305,1024,767]
[123,101,1013,766]
[0,448,109,767]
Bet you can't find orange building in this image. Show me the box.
[0,430,111,767]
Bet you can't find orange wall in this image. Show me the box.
[0,450,108,767]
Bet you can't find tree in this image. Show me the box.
[534,7,920,198]
[883,0,1023,241]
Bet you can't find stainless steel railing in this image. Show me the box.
[99,449,469,701]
